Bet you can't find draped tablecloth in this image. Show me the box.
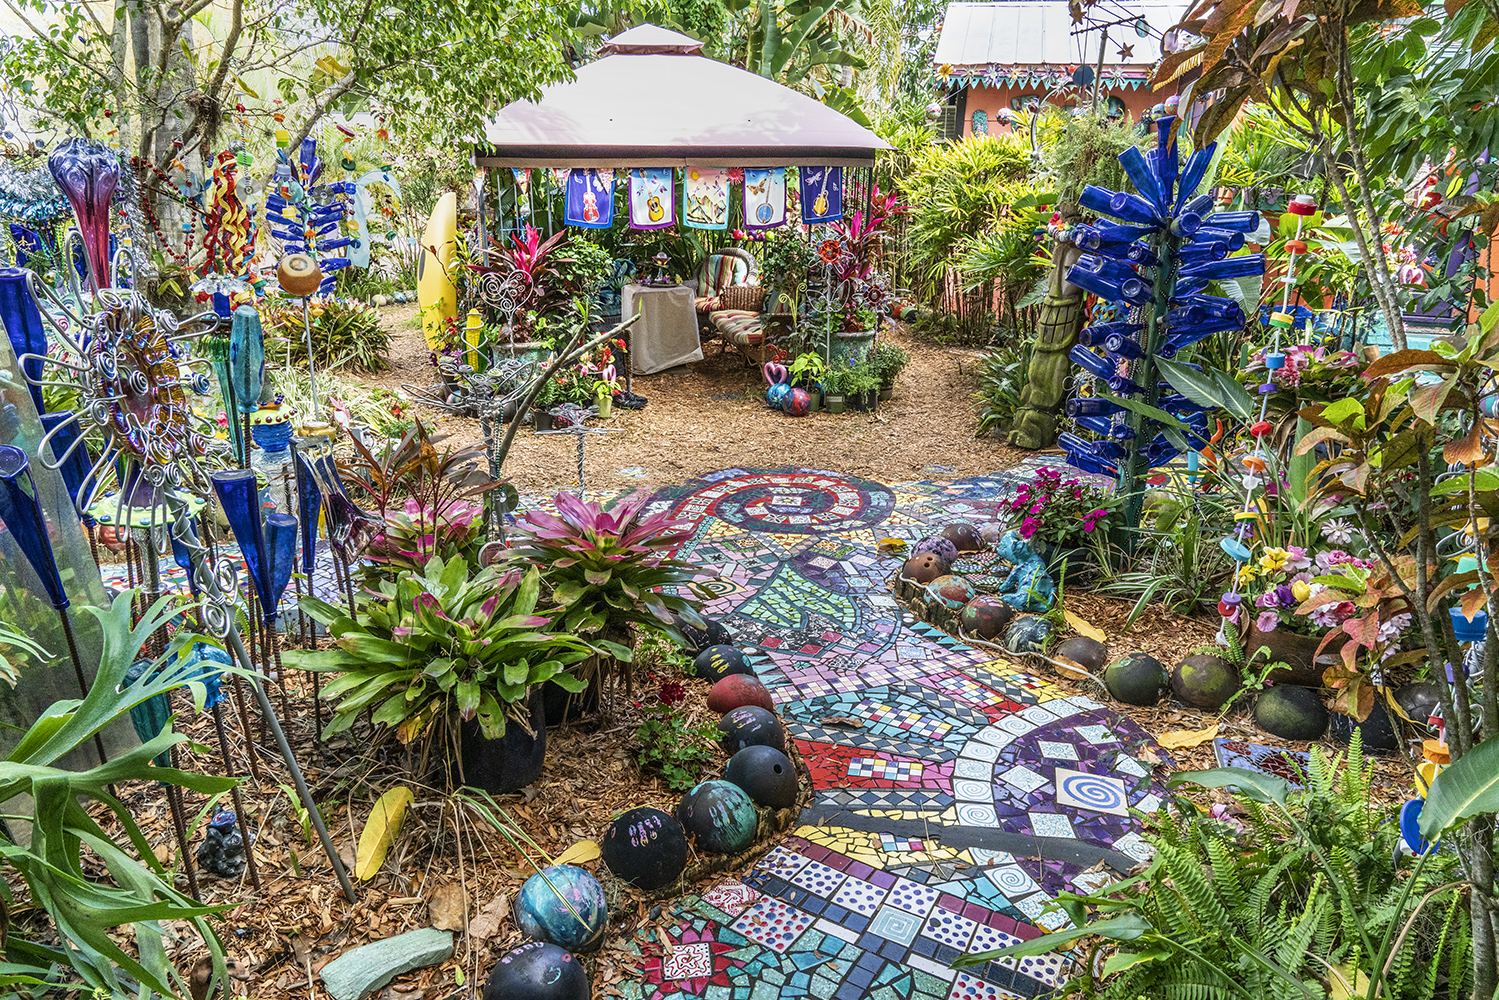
[623,283,703,374]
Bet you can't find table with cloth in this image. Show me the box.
[623,283,703,374]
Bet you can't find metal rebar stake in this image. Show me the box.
[58,608,110,767]
[223,625,357,903]
[207,701,262,891]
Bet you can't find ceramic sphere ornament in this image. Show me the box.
[724,745,798,809]
[924,574,977,612]
[694,644,753,683]
[979,522,1005,546]
[677,779,758,854]
[675,614,732,656]
[912,535,959,564]
[484,941,590,1000]
[516,864,609,952]
[781,388,810,417]
[707,673,775,714]
[276,253,323,296]
[1005,615,1053,655]
[1105,652,1168,705]
[600,806,688,890]
[1056,636,1110,673]
[766,382,791,410]
[718,705,785,755]
[940,521,985,553]
[901,551,949,584]
[959,595,1015,639]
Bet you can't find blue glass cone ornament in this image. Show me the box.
[229,306,265,416]
[1104,334,1148,360]
[203,331,245,463]
[1159,394,1212,415]
[1179,240,1229,263]
[1076,414,1135,439]
[1067,267,1151,306]
[171,521,199,598]
[1194,226,1246,251]
[1204,211,1261,233]
[211,469,272,611]
[264,513,298,620]
[125,658,173,766]
[0,445,68,608]
[0,267,50,415]
[1066,397,1126,418]
[1119,146,1170,213]
[1070,345,1115,379]
[293,449,322,576]
[38,412,95,524]
[1175,151,1215,213]
[48,138,119,291]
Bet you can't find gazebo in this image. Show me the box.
[473,25,890,169]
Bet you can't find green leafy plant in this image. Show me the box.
[973,340,1034,436]
[847,360,881,397]
[0,592,236,999]
[961,736,1471,999]
[634,680,719,793]
[264,298,389,372]
[289,557,593,771]
[789,351,827,389]
[0,621,50,687]
[868,341,910,387]
[504,492,706,693]
[821,362,854,397]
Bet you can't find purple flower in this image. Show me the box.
[1255,592,1279,609]
[1275,583,1295,606]
[1255,611,1279,632]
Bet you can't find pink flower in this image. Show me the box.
[1285,546,1311,572]
[1029,503,1044,514]
[1255,611,1280,632]
[1255,592,1279,609]
[1019,517,1040,539]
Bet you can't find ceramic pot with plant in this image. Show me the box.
[531,369,560,430]
[790,352,826,411]
[822,363,852,414]
[288,556,595,793]
[849,360,880,412]
[870,342,910,400]
[1004,466,1120,577]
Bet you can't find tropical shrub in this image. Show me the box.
[290,557,593,767]
[505,491,706,692]
[973,339,1033,437]
[264,298,388,372]
[634,678,719,793]
[868,341,911,387]
[961,738,1471,999]
[0,592,236,999]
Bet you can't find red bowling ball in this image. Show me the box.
[707,674,775,714]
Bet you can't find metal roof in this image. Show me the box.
[933,1,1189,68]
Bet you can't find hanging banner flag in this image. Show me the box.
[564,168,612,228]
[799,166,843,224]
[628,168,675,229]
[682,166,730,230]
[742,168,786,231]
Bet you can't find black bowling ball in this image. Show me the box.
[483,942,589,1000]
[694,644,753,683]
[717,705,785,755]
[599,806,689,890]
[676,615,733,656]
[724,745,798,809]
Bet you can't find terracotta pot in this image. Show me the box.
[1242,623,1333,687]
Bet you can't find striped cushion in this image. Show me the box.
[697,255,749,298]
[709,309,764,346]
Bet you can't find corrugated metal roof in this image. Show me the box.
[933,1,1189,67]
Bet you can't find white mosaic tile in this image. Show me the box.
[968,847,1015,866]
[1074,724,1118,744]
[1114,755,1149,779]
[831,876,888,916]
[995,714,1036,737]
[1012,890,1053,921]
[1113,831,1155,862]
[977,723,1020,746]
[755,845,813,879]
[952,778,994,802]
[920,908,979,949]
[887,877,941,917]
[968,924,1020,964]
[954,757,993,779]
[1053,767,1129,816]
[788,860,847,896]
[960,738,1002,762]
[1136,792,1163,813]
[985,864,1039,899]
[998,764,1048,794]
[956,802,1000,827]
[1018,704,1059,725]
[1038,740,1080,760]
[1029,811,1077,839]
[1017,951,1067,985]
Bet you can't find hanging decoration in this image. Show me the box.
[48,138,119,291]
[741,168,786,231]
[265,137,353,295]
[564,168,614,228]
[683,166,730,230]
[799,166,842,224]
[629,168,675,230]
[0,157,69,223]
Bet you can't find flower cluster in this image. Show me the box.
[1227,544,1376,635]
[1006,467,1118,550]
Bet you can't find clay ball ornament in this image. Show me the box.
[515,864,609,952]
[484,941,590,1000]
[781,387,811,417]
[1055,636,1110,673]
[717,705,785,754]
[939,521,985,553]
[676,779,758,854]
[724,745,798,809]
[1005,615,1053,655]
[600,806,689,890]
[901,551,949,584]
[959,594,1015,639]
[924,574,977,612]
[912,535,959,564]
[693,644,753,683]
[707,673,775,714]
[276,253,323,296]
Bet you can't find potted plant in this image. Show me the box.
[505,491,707,722]
[289,556,595,793]
[869,341,911,400]
[822,363,852,414]
[1004,466,1120,582]
[849,359,881,412]
[593,364,618,418]
[530,371,559,431]
[790,351,826,411]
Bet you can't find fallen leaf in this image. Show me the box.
[468,893,511,940]
[1050,655,1093,681]
[428,882,469,932]
[554,839,601,866]
[1063,610,1106,643]
[819,715,864,728]
[355,786,414,881]
[1156,723,1221,749]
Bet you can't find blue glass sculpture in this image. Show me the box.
[211,469,271,612]
[0,445,68,608]
[38,412,95,525]
[1,267,51,415]
[264,513,298,621]
[229,305,265,419]
[293,448,322,576]
[1061,114,1264,532]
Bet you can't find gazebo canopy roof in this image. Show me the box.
[473,25,890,169]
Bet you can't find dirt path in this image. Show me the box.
[369,305,1027,495]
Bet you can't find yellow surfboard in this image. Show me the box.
[418,191,458,350]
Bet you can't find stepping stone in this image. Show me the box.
[320,927,454,1000]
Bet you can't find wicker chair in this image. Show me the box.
[690,247,760,332]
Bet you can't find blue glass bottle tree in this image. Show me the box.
[1058,112,1263,537]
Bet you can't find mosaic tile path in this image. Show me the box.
[625,461,1161,1000]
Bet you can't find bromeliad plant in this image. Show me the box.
[0,592,236,999]
[505,491,707,693]
[289,557,593,776]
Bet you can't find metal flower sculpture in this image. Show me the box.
[48,138,120,292]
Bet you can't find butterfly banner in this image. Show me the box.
[799,166,843,224]
[564,168,613,228]
[742,168,786,231]
[628,168,675,229]
[682,166,730,230]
